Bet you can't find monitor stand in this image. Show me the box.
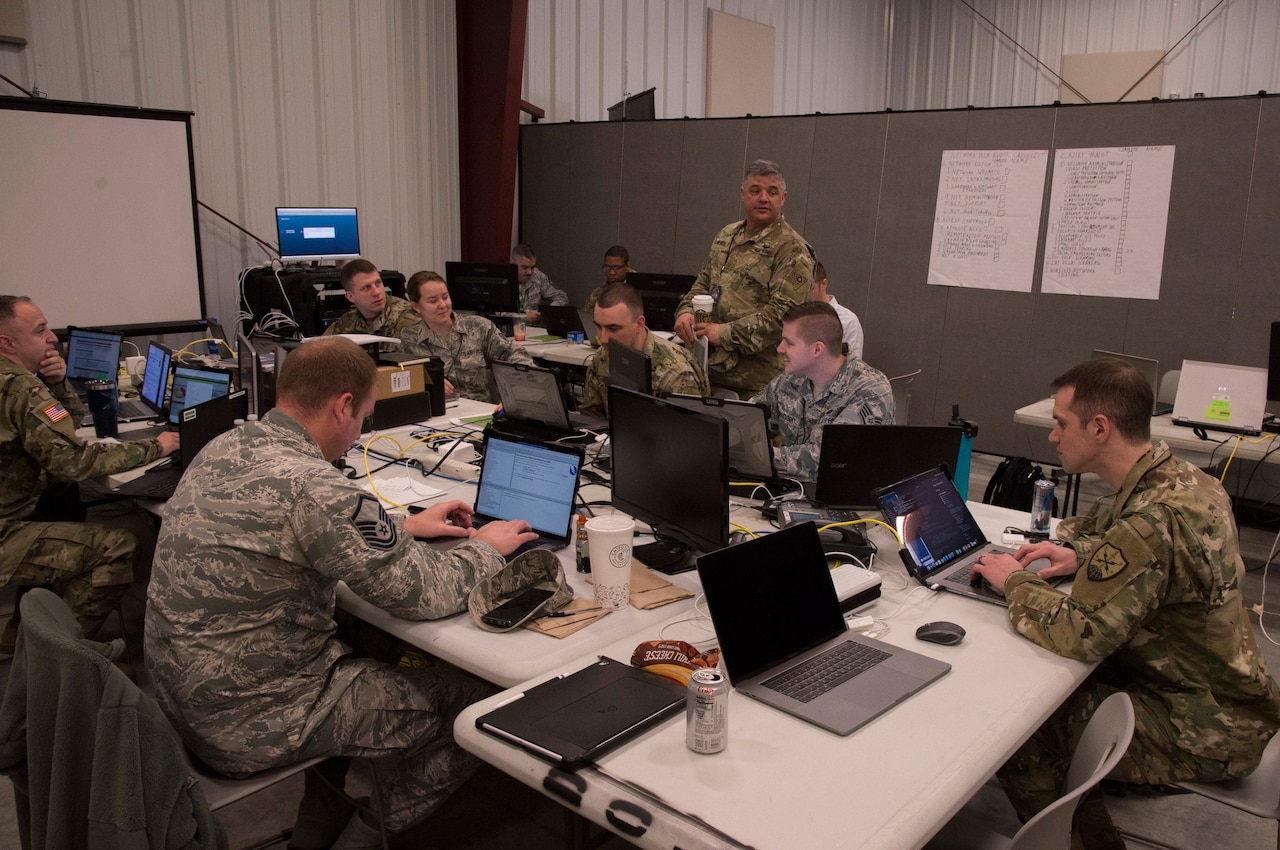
[633,539,696,574]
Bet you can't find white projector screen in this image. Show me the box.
[0,98,205,332]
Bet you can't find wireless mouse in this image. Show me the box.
[915,621,966,646]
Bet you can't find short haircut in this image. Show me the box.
[276,336,376,413]
[0,295,33,328]
[813,260,827,281]
[595,281,643,318]
[511,243,536,262]
[406,270,446,302]
[339,258,379,292]
[782,301,842,352]
[604,245,630,264]
[743,159,786,191]
[1051,358,1153,442]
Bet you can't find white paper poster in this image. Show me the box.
[927,149,1049,292]
[1042,146,1175,299]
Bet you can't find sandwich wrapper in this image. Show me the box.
[524,562,693,639]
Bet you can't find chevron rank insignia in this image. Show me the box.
[351,495,397,550]
[1086,543,1127,581]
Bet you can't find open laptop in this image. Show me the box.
[697,521,950,736]
[490,360,607,441]
[1091,349,1171,415]
[118,342,172,422]
[874,464,1054,606]
[661,393,778,485]
[112,389,247,500]
[1171,359,1267,436]
[607,339,652,396]
[469,430,585,555]
[539,305,587,339]
[814,425,964,511]
[65,328,122,395]
[124,362,233,441]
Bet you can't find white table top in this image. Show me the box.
[518,336,597,367]
[454,502,1091,850]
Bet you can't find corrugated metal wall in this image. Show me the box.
[0,0,459,329]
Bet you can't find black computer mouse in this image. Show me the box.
[915,621,966,646]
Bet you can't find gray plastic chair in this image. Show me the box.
[927,692,1135,849]
[1176,730,1280,850]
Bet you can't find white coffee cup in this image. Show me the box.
[692,294,714,322]
[586,515,635,610]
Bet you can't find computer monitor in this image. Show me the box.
[275,207,361,263]
[607,87,656,121]
[1269,321,1280,403]
[65,328,122,382]
[626,272,696,332]
[138,342,173,413]
[168,365,233,425]
[608,386,729,571]
[607,339,652,396]
[445,262,521,315]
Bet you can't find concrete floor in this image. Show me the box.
[2,452,1280,849]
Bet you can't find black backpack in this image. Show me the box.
[983,456,1056,515]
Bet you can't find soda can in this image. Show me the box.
[686,668,728,754]
[1030,478,1054,533]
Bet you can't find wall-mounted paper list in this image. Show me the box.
[927,149,1049,293]
[1042,146,1175,300]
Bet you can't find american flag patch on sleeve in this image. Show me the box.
[43,402,70,423]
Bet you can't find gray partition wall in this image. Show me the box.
[519,95,1280,459]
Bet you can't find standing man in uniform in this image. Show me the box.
[808,260,864,360]
[0,295,178,643]
[674,159,814,396]
[579,282,708,417]
[322,258,418,347]
[971,358,1280,848]
[751,301,893,481]
[146,336,536,849]
[512,244,568,325]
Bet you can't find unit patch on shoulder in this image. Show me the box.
[351,494,397,550]
[42,402,69,424]
[1086,543,1128,581]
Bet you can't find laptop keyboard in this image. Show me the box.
[763,641,891,703]
[117,398,154,420]
[113,470,181,500]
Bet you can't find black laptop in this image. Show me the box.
[661,393,778,485]
[112,390,247,500]
[539,305,588,339]
[607,339,652,396]
[814,425,964,510]
[490,360,607,441]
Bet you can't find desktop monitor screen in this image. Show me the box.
[168,365,232,425]
[445,262,521,314]
[139,342,173,412]
[626,272,696,332]
[608,386,729,554]
[65,328,123,382]
[275,207,361,262]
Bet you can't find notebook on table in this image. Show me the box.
[696,521,950,736]
[814,425,964,510]
[1171,359,1267,436]
[112,389,247,500]
[874,464,1055,606]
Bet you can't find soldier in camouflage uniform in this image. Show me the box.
[750,301,893,481]
[321,258,418,350]
[145,337,537,847]
[579,282,708,417]
[0,296,178,637]
[972,358,1280,849]
[582,245,633,314]
[511,243,568,324]
[399,270,534,402]
[674,160,814,395]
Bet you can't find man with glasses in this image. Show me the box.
[583,245,633,312]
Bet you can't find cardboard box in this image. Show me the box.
[375,364,424,400]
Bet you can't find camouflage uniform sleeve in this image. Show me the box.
[292,474,505,619]
[579,349,607,417]
[677,227,730,316]
[719,234,813,357]
[526,270,568,307]
[49,377,86,419]
[648,336,707,398]
[384,298,421,338]
[1004,507,1172,662]
[398,320,428,354]
[322,309,355,335]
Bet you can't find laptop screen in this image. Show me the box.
[65,328,122,381]
[697,522,846,683]
[876,465,986,579]
[139,342,172,411]
[168,365,233,425]
[815,425,963,509]
[475,433,583,540]
[490,361,571,430]
[662,393,775,480]
[607,339,652,396]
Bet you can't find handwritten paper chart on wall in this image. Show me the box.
[927,149,1049,292]
[1042,146,1175,300]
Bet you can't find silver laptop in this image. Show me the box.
[1171,359,1267,436]
[875,465,1054,606]
[696,522,950,736]
[1091,349,1171,415]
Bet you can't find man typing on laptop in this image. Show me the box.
[970,358,1280,849]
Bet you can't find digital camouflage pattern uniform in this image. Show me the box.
[0,358,163,632]
[518,269,568,313]
[998,442,1280,839]
[322,294,418,350]
[399,314,535,402]
[144,408,505,831]
[749,357,894,481]
[677,218,814,395]
[579,331,710,417]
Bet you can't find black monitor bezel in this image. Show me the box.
[444,262,521,314]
